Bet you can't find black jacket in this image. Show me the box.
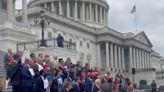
[9,62,22,86]
[35,76,46,92]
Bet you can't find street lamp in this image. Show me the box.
[34,10,50,47]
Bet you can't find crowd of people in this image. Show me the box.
[2,49,149,92]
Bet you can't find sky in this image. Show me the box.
[106,0,164,56]
[15,0,164,56]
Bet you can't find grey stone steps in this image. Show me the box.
[0,63,11,92]
[3,86,12,92]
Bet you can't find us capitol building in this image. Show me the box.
[0,0,164,85]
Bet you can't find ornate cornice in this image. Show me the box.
[28,7,96,35]
[28,0,109,9]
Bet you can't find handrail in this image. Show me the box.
[17,38,76,51]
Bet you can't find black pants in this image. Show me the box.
[12,85,21,92]
[22,86,33,92]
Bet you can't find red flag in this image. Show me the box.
[131,5,136,14]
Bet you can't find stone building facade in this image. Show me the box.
[0,0,163,84]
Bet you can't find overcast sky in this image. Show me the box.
[16,0,164,56]
[107,0,164,56]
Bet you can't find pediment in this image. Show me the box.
[133,32,152,47]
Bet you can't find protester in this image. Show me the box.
[55,69,64,91]
[61,82,72,92]
[9,54,22,92]
[35,70,47,92]
[50,79,59,92]
[71,77,81,92]
[3,49,137,92]
[85,73,93,92]
[92,79,101,92]
[100,75,112,92]
[22,59,34,92]
[4,49,13,88]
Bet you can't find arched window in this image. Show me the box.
[87,43,90,49]
[80,41,83,47]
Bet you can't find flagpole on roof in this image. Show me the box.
[131,0,138,32]
[134,4,138,32]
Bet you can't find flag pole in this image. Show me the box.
[134,0,138,32]
[134,4,138,32]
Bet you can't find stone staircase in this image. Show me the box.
[0,63,12,92]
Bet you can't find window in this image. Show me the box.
[48,32,52,39]
[87,43,90,49]
[80,41,83,46]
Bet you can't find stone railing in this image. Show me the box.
[0,9,7,19]
[156,71,164,80]
[0,20,32,34]
[15,10,23,16]
[17,38,76,51]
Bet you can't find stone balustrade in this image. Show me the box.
[0,20,32,34]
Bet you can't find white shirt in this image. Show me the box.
[41,76,49,89]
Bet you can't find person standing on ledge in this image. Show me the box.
[151,80,157,92]
[57,34,64,48]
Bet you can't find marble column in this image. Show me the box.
[129,46,133,69]
[89,3,92,22]
[110,43,114,69]
[103,9,106,24]
[97,43,101,69]
[51,2,54,12]
[149,53,151,68]
[82,2,85,21]
[74,1,78,20]
[118,46,121,69]
[44,3,47,8]
[114,44,118,68]
[133,47,136,68]
[86,5,89,20]
[106,42,109,68]
[22,0,28,24]
[143,51,146,69]
[136,48,139,69]
[147,53,150,69]
[122,48,125,70]
[7,0,14,21]
[144,51,148,69]
[0,0,2,10]
[59,1,62,15]
[13,0,15,20]
[147,52,149,68]
[67,1,70,18]
[99,7,103,24]
[142,50,145,69]
[95,4,98,22]
[139,49,142,69]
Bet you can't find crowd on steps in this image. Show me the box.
[0,49,157,92]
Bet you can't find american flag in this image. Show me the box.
[131,5,136,14]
